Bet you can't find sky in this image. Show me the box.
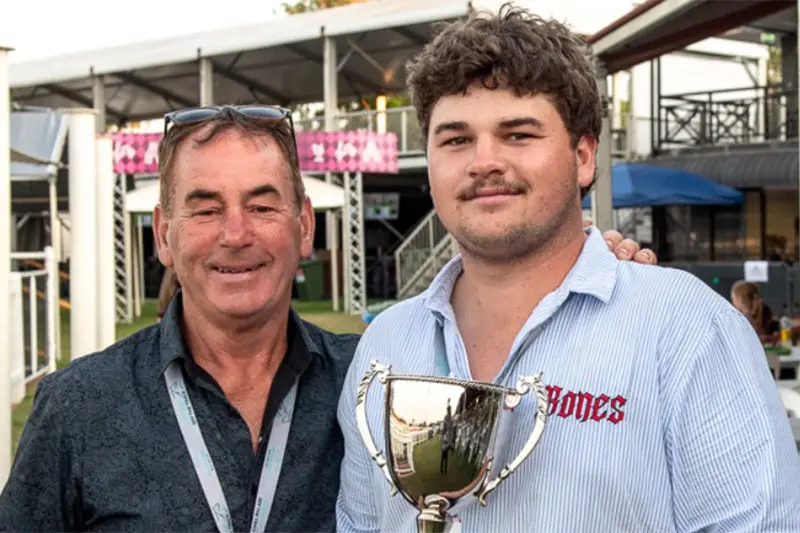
[2,0,639,63]
[2,0,288,61]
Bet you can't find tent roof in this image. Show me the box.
[9,0,503,123]
[588,0,793,74]
[10,110,68,179]
[125,176,346,214]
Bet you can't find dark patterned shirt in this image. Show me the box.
[0,293,360,532]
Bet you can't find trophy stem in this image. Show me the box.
[416,496,450,533]
[416,512,447,533]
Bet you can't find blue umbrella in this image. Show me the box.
[582,162,744,209]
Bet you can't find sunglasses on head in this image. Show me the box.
[163,105,297,147]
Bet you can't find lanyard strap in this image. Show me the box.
[164,362,297,533]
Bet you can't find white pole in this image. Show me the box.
[49,176,61,262]
[0,44,14,488]
[44,246,57,374]
[592,65,614,231]
[8,273,24,404]
[342,173,352,314]
[131,221,141,318]
[331,208,339,311]
[95,136,116,349]
[136,217,144,317]
[324,37,340,312]
[48,176,62,362]
[65,108,98,360]
[124,210,133,322]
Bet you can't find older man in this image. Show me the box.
[0,105,654,532]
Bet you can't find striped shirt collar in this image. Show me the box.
[422,227,619,320]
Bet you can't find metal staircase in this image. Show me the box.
[394,210,459,300]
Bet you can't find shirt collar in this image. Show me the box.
[422,227,619,320]
[157,291,318,378]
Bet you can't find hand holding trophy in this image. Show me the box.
[355,360,549,533]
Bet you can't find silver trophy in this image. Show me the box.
[355,360,548,533]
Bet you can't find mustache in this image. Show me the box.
[456,177,530,201]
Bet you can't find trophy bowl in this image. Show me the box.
[356,360,548,533]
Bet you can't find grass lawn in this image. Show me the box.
[11,299,366,454]
[398,435,481,500]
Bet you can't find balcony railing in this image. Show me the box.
[657,84,797,152]
[295,106,424,153]
[297,105,649,159]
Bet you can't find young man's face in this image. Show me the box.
[426,85,596,262]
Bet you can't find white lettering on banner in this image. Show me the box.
[311,142,325,163]
[361,139,381,163]
[113,142,136,165]
[144,141,159,166]
[335,141,358,162]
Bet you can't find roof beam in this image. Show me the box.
[115,71,195,108]
[38,84,128,121]
[285,43,384,93]
[391,26,428,46]
[600,0,794,73]
[211,61,291,105]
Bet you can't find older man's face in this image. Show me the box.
[154,126,314,324]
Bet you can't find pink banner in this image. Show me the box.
[112,130,399,175]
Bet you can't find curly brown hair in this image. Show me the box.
[406,2,603,196]
[157,112,304,215]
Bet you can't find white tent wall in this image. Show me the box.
[124,175,345,214]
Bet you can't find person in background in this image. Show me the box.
[156,267,180,322]
[731,280,779,344]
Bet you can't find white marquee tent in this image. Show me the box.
[125,175,345,213]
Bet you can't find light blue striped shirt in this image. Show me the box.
[336,228,800,533]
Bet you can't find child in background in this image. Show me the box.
[156,268,180,322]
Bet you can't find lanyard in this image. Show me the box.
[164,362,297,533]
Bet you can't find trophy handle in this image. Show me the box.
[475,372,549,506]
[355,360,398,496]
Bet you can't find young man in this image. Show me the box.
[336,6,800,533]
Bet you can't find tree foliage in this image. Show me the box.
[282,0,367,14]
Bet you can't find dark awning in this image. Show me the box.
[644,143,798,189]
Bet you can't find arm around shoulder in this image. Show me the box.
[0,373,82,531]
[664,308,800,532]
